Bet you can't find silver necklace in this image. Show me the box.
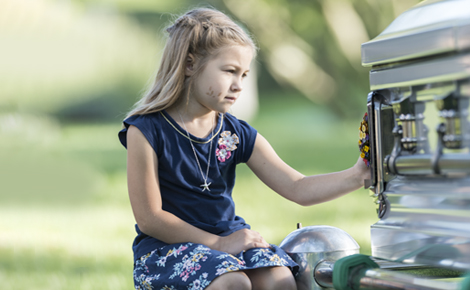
[179,112,214,192]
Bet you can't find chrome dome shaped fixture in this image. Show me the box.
[280,225,359,290]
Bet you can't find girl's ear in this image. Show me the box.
[185,53,195,77]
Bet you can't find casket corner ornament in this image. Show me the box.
[280,0,470,289]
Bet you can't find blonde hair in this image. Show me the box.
[125,8,257,118]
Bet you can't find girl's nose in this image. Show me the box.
[231,78,243,92]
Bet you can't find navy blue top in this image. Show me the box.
[118,110,258,261]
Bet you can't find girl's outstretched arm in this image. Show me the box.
[126,125,270,254]
[246,133,370,206]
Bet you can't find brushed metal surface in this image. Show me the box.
[369,53,470,90]
[370,176,470,270]
[362,0,470,67]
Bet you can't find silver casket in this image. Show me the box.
[362,0,470,270]
[281,1,470,289]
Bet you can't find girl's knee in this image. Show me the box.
[207,271,251,290]
[245,266,296,290]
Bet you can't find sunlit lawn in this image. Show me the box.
[0,93,377,289]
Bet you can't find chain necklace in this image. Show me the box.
[179,112,214,192]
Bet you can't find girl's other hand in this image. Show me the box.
[215,229,270,255]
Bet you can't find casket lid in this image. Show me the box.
[362,0,470,67]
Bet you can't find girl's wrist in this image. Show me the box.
[202,234,223,251]
[210,235,224,252]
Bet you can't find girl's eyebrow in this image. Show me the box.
[223,64,250,73]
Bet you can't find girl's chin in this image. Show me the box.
[214,105,233,114]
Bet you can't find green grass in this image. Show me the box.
[0,209,134,289]
[0,93,378,289]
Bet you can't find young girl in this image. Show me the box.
[119,7,370,290]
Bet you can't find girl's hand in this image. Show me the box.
[353,156,371,187]
[215,229,270,255]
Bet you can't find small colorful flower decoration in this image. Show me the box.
[216,131,239,162]
[359,112,370,167]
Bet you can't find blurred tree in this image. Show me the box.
[2,0,422,121]
[215,0,422,117]
[0,0,161,121]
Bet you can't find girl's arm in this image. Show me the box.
[246,133,370,206]
[126,125,270,254]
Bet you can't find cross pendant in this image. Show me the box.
[200,182,211,192]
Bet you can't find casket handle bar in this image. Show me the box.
[368,91,391,218]
[391,153,470,175]
[369,92,385,194]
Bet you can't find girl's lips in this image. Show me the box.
[225,96,237,102]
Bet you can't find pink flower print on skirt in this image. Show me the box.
[133,242,298,290]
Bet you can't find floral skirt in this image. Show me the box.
[133,243,298,290]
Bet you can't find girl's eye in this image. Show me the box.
[242,73,248,78]
[226,70,235,74]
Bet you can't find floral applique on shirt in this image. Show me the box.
[216,131,239,162]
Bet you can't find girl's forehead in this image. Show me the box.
[209,45,253,68]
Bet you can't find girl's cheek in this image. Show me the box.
[205,86,215,97]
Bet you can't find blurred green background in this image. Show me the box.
[1,0,420,289]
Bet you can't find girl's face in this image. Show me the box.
[188,45,253,114]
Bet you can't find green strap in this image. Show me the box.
[333,254,379,290]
